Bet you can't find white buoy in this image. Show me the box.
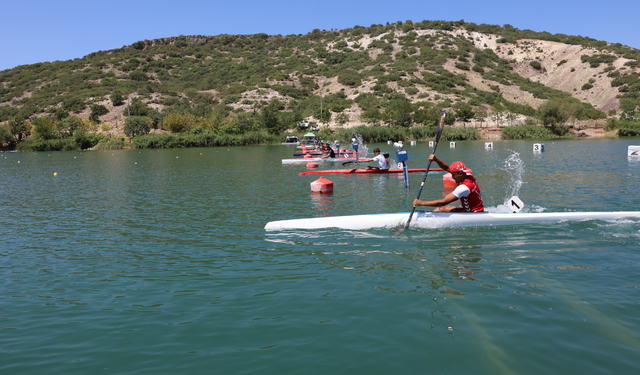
[628,145,640,157]
[410,141,416,146]
[450,142,456,148]
[387,140,392,144]
[429,141,434,147]
[533,143,545,153]
[485,142,493,149]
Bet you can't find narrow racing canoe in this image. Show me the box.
[265,211,640,230]
[298,168,445,176]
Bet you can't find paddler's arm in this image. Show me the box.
[413,193,458,207]
[429,154,450,171]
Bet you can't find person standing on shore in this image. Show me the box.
[413,155,484,212]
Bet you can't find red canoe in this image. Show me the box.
[299,168,445,176]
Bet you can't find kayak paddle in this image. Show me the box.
[396,110,447,235]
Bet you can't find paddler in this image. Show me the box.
[321,142,336,159]
[413,155,484,212]
[360,148,388,170]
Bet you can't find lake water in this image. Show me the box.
[1,138,640,374]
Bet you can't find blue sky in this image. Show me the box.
[1,0,638,71]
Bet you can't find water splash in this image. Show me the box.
[489,150,529,213]
[503,150,525,202]
[352,131,368,158]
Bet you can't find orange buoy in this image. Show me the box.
[307,162,319,168]
[310,177,333,194]
[443,173,457,196]
[304,154,313,158]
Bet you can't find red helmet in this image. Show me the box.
[449,161,472,173]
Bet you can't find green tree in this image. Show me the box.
[111,91,125,106]
[335,112,350,127]
[337,70,361,87]
[0,125,15,149]
[360,107,382,126]
[57,116,84,136]
[383,99,413,127]
[538,99,569,126]
[162,112,208,133]
[31,116,57,141]
[90,104,109,123]
[62,97,86,112]
[9,118,29,141]
[474,106,488,127]
[124,99,150,117]
[455,105,475,127]
[129,71,148,81]
[413,106,440,127]
[262,102,280,133]
[124,116,151,138]
[52,108,69,121]
[278,111,303,131]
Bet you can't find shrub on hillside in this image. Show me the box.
[90,104,109,123]
[337,70,361,87]
[124,116,152,137]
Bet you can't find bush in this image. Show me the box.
[111,91,125,106]
[73,129,105,149]
[124,116,152,137]
[581,83,593,90]
[529,61,542,70]
[162,112,209,133]
[90,104,109,122]
[405,87,419,96]
[337,70,361,87]
[615,120,640,136]
[129,71,148,81]
[501,124,558,139]
[131,130,280,149]
[16,138,79,151]
[62,96,86,112]
[94,137,125,150]
[0,125,15,150]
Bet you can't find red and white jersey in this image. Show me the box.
[452,175,484,212]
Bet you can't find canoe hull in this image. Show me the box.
[299,168,444,176]
[265,211,640,230]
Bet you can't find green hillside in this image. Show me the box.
[2,19,640,150]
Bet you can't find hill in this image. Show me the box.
[1,19,639,145]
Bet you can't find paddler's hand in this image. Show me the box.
[413,199,422,207]
[428,154,437,162]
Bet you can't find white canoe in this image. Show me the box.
[264,211,640,230]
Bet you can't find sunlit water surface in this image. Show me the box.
[1,139,640,374]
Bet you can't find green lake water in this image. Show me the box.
[1,138,640,374]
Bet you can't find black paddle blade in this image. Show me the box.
[342,161,356,166]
